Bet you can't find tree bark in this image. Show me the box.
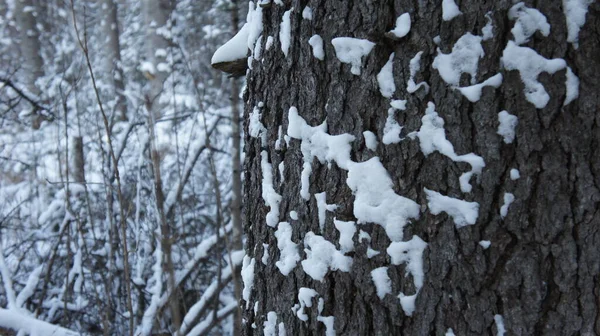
[142,0,174,118]
[242,1,600,335]
[100,0,127,122]
[14,0,43,95]
[229,1,244,335]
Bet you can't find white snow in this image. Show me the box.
[359,230,371,242]
[387,235,428,316]
[407,51,430,94]
[564,67,580,106]
[377,53,396,98]
[363,131,378,150]
[274,222,301,276]
[262,243,270,265]
[333,218,356,253]
[302,232,352,281]
[331,37,375,75]
[290,211,298,220]
[500,193,515,219]
[412,102,485,193]
[457,73,503,102]
[249,107,267,143]
[371,267,392,299]
[280,9,293,57]
[479,240,491,249]
[241,256,256,308]
[382,107,403,145]
[446,328,456,336]
[278,161,285,185]
[315,192,338,230]
[508,2,550,45]
[261,151,282,227]
[264,312,278,336]
[433,33,484,86]
[510,169,520,180]
[308,35,325,61]
[279,322,286,336]
[425,188,479,228]
[317,298,335,336]
[302,6,313,20]
[497,110,518,144]
[388,13,411,38]
[563,0,593,48]
[501,41,567,108]
[482,13,494,41]
[367,248,380,258]
[494,314,506,336]
[247,3,264,52]
[287,107,420,243]
[265,36,274,50]
[294,288,318,321]
[0,308,80,336]
[442,0,462,21]
[301,162,312,200]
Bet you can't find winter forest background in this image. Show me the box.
[1,0,244,335]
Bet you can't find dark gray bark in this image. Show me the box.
[242,1,599,335]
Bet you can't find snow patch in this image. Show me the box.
[302,232,352,281]
[407,51,430,94]
[500,193,515,219]
[412,102,485,193]
[501,41,566,108]
[371,267,392,299]
[315,192,338,230]
[241,256,255,308]
[280,9,293,57]
[308,35,325,61]
[442,0,462,21]
[495,314,506,336]
[508,2,550,45]
[425,188,479,228]
[482,13,494,41]
[388,13,411,38]
[331,37,375,75]
[563,0,593,48]
[294,288,318,321]
[377,53,396,98]
[457,73,503,102]
[274,222,300,275]
[510,169,520,180]
[333,218,356,253]
[302,6,313,20]
[497,110,518,144]
[479,240,491,249]
[433,33,484,86]
[363,131,378,150]
[387,235,428,316]
[564,67,580,106]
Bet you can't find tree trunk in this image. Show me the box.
[229,1,244,336]
[242,1,599,335]
[100,0,127,122]
[14,0,43,95]
[142,0,173,118]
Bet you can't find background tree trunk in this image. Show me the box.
[242,1,599,335]
[14,0,43,95]
[100,0,127,122]
[142,0,174,118]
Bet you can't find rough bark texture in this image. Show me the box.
[242,1,599,335]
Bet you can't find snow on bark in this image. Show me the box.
[508,2,550,45]
[500,41,566,108]
[425,188,480,228]
[331,37,375,75]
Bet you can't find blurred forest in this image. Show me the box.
[0,0,245,335]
